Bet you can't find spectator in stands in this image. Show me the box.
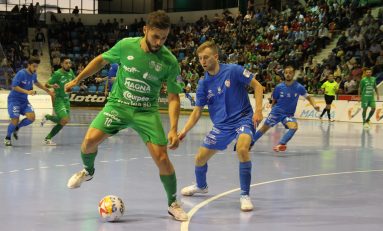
[34,28,45,56]
[11,5,19,13]
[344,75,358,95]
[72,6,80,15]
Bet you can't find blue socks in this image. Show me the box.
[239,161,252,195]
[195,164,208,189]
[279,129,297,145]
[18,118,33,128]
[6,123,16,138]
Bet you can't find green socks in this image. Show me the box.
[81,152,97,176]
[46,124,63,139]
[160,173,177,206]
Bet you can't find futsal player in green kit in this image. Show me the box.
[64,11,188,221]
[359,68,379,129]
[41,57,74,145]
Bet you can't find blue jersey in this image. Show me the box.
[271,81,307,116]
[8,69,37,102]
[107,63,118,91]
[196,64,254,127]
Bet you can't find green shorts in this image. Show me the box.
[90,102,167,145]
[54,98,70,119]
[361,97,376,109]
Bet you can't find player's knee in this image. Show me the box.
[60,118,69,126]
[27,115,35,122]
[81,137,98,152]
[237,148,250,161]
[156,153,172,168]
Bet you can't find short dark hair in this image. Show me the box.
[146,10,171,29]
[28,57,40,65]
[60,56,70,63]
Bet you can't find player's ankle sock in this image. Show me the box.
[366,109,375,122]
[327,109,331,120]
[280,129,297,144]
[46,124,63,139]
[46,115,61,123]
[195,164,208,189]
[239,161,252,195]
[18,118,33,128]
[6,123,16,138]
[320,108,326,117]
[253,130,264,143]
[160,173,177,206]
[81,152,97,176]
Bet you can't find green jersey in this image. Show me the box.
[48,68,75,99]
[360,76,376,98]
[101,37,182,110]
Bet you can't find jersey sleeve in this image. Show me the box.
[11,72,22,88]
[101,39,123,63]
[299,84,308,96]
[195,79,207,107]
[321,82,326,89]
[48,72,58,85]
[166,61,183,94]
[272,85,280,100]
[233,65,254,85]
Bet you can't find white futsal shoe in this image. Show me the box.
[168,201,188,221]
[181,184,208,196]
[240,195,254,211]
[67,169,93,188]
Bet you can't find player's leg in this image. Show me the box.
[326,95,335,121]
[67,104,122,188]
[365,100,376,124]
[361,99,368,124]
[15,102,35,136]
[274,117,298,152]
[235,127,254,211]
[133,111,187,221]
[44,100,70,144]
[252,112,277,143]
[5,101,20,145]
[319,95,328,119]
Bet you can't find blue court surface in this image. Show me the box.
[1,108,382,231]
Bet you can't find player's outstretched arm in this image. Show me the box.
[13,86,36,95]
[168,93,181,150]
[178,106,203,141]
[35,81,54,97]
[249,78,263,126]
[65,55,109,92]
[306,95,320,111]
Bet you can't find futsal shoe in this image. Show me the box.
[273,144,287,152]
[4,138,12,147]
[363,122,370,129]
[43,139,56,146]
[67,169,93,188]
[240,195,254,211]
[168,201,188,221]
[13,128,19,140]
[40,115,47,127]
[181,184,208,196]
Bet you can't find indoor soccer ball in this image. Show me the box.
[98,195,125,221]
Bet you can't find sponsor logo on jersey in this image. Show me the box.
[225,80,230,88]
[243,69,251,78]
[124,78,151,93]
[142,72,158,81]
[149,61,162,72]
[122,65,140,73]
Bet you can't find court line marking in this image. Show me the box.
[180,169,383,231]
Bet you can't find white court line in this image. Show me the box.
[55,165,65,167]
[180,169,383,231]
[99,161,109,163]
[9,170,19,173]
[144,157,152,159]
[24,168,34,171]
[130,158,138,160]
[40,166,49,169]
[70,163,80,166]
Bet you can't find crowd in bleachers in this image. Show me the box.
[46,0,379,96]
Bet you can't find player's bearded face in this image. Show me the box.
[144,26,169,52]
[62,60,72,71]
[28,64,38,73]
[284,68,294,81]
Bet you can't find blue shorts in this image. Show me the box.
[264,112,297,128]
[202,119,256,151]
[8,100,34,118]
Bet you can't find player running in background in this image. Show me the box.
[252,66,320,152]
[95,63,118,95]
[359,67,379,129]
[40,56,75,145]
[319,73,338,121]
[64,10,188,221]
[4,58,54,146]
[178,41,264,211]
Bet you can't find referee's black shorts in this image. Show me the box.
[324,94,335,105]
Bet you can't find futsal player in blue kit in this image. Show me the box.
[253,65,320,152]
[178,41,263,211]
[95,63,118,93]
[4,58,54,146]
